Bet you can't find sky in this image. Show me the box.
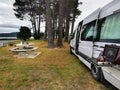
[76,0,113,24]
[0,0,113,33]
[0,0,31,33]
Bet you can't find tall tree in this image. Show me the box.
[46,0,55,48]
[71,0,82,35]
[13,0,82,45]
[62,0,82,42]
[64,0,71,42]
[13,0,45,39]
[51,0,59,39]
[44,21,48,41]
[56,0,64,47]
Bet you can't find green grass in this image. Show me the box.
[0,40,110,90]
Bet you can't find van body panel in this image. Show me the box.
[70,0,120,89]
[93,42,120,59]
[78,41,93,58]
[70,30,77,50]
[83,8,100,25]
[102,67,120,89]
[100,0,120,19]
[77,54,91,69]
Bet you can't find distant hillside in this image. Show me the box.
[0,32,18,37]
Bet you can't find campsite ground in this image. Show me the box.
[0,40,117,90]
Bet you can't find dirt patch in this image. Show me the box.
[14,52,41,58]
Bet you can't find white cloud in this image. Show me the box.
[0,0,31,33]
[0,0,15,6]
[0,0,114,33]
[0,2,10,7]
[73,0,113,30]
[75,0,113,26]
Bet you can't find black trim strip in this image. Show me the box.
[77,51,91,63]
[94,45,104,48]
[77,51,112,67]
[70,46,75,50]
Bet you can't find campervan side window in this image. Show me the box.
[81,22,97,41]
[100,12,120,43]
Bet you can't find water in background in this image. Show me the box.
[0,39,17,47]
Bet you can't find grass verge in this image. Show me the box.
[0,40,111,90]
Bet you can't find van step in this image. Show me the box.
[91,59,112,67]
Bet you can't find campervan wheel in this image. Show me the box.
[91,64,101,81]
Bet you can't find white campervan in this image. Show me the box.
[70,0,120,89]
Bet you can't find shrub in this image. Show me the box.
[33,32,44,40]
[17,26,31,41]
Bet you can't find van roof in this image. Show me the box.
[100,0,120,19]
[82,0,120,25]
[83,8,100,25]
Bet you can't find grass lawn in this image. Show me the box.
[0,40,112,90]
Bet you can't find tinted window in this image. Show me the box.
[81,22,96,41]
[100,12,120,43]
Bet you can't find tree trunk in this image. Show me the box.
[33,16,37,33]
[31,18,35,34]
[56,0,64,47]
[52,19,55,40]
[46,0,55,48]
[64,15,70,42]
[44,21,48,41]
[70,0,79,35]
[38,15,41,34]
[55,19,58,39]
[64,0,70,42]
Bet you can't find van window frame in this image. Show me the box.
[70,31,76,40]
[81,21,97,41]
[99,12,120,43]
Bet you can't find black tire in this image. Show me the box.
[91,64,101,81]
[100,70,105,82]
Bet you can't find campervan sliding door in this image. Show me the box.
[78,22,96,59]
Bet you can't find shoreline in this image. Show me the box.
[0,37,17,40]
[0,39,17,47]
